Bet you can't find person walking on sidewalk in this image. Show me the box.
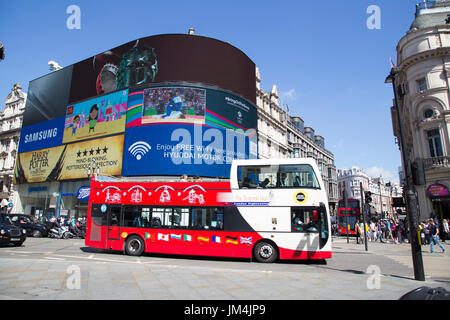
[442,219,449,243]
[386,219,394,243]
[355,219,361,244]
[428,220,446,253]
[376,220,385,243]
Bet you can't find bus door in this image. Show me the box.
[107,205,122,240]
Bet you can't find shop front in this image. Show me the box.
[426,183,450,221]
[15,179,90,220]
[59,180,90,219]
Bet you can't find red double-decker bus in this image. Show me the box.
[337,198,361,236]
[85,159,332,262]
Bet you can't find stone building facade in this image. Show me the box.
[255,68,338,214]
[392,0,450,222]
[0,83,26,211]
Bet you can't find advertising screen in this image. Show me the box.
[14,135,124,183]
[18,117,65,154]
[69,34,256,105]
[122,84,258,178]
[22,66,73,127]
[62,89,128,144]
[141,87,206,124]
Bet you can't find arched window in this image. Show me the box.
[423,108,434,119]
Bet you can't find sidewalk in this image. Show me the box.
[332,236,449,282]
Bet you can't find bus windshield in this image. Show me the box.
[338,200,359,209]
[238,164,320,189]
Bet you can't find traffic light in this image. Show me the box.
[365,191,372,204]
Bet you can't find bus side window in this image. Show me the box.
[291,207,319,233]
[191,207,223,230]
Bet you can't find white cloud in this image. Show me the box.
[281,88,297,101]
[365,166,399,184]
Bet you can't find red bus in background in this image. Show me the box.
[337,198,361,236]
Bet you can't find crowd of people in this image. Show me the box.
[353,218,408,245]
[332,211,448,254]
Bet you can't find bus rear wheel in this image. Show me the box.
[254,241,278,263]
[125,235,145,256]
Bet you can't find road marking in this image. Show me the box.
[45,257,65,261]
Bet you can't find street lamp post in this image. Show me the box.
[344,188,349,243]
[385,67,425,281]
[379,177,383,219]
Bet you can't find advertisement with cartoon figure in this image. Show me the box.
[62,89,128,144]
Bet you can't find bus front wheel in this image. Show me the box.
[253,241,278,263]
[125,235,145,256]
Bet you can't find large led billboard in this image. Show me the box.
[62,89,128,144]
[122,84,258,178]
[14,135,124,183]
[17,33,258,182]
[69,34,256,105]
[18,117,65,153]
[22,66,73,127]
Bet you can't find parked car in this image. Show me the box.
[7,213,48,237]
[0,213,26,246]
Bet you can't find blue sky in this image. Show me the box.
[0,0,423,183]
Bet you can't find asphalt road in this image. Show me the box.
[0,236,448,301]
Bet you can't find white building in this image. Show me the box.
[391,0,450,222]
[255,67,338,213]
[0,83,26,211]
[337,167,369,201]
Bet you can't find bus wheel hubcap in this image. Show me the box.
[129,240,140,252]
[260,245,273,258]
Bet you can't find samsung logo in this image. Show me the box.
[24,128,58,144]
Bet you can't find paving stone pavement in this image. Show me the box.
[0,237,448,300]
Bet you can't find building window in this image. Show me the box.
[427,129,443,158]
[417,78,427,92]
[424,108,434,119]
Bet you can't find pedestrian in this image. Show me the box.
[424,219,431,244]
[386,219,394,243]
[369,220,376,242]
[428,220,446,253]
[355,219,361,244]
[377,220,385,243]
[442,219,449,243]
[359,222,365,244]
[392,220,398,244]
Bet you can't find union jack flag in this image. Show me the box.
[240,236,252,244]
